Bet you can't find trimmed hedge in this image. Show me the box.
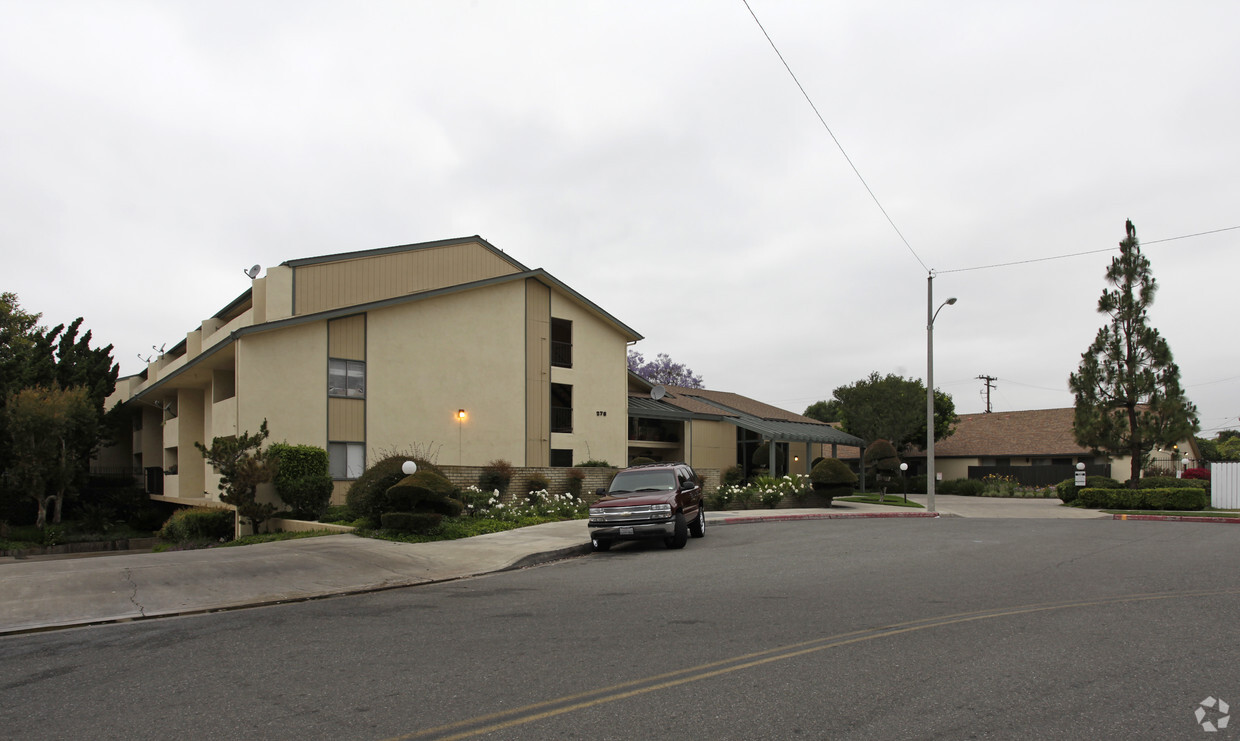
[1056,476,1122,504]
[1076,487,1208,511]
[380,512,443,533]
[937,478,984,497]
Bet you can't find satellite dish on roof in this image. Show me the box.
[651,385,666,401]
[243,264,261,279]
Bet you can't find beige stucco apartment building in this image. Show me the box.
[101,236,641,506]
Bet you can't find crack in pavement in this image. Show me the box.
[123,568,146,618]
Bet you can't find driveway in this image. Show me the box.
[905,493,1110,518]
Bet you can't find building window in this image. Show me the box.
[329,359,365,398]
[329,442,365,479]
[550,448,573,467]
[551,383,572,433]
[551,318,572,368]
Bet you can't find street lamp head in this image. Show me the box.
[945,297,957,305]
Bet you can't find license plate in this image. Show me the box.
[619,527,634,535]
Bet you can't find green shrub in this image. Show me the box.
[907,474,928,494]
[751,442,786,470]
[525,472,550,495]
[629,456,656,466]
[565,469,585,497]
[158,507,234,544]
[270,443,335,520]
[1076,487,1208,511]
[386,470,463,517]
[346,455,443,526]
[380,512,442,533]
[810,459,856,503]
[1139,476,1209,494]
[936,478,984,496]
[478,459,513,494]
[578,459,612,467]
[721,466,745,487]
[810,458,856,488]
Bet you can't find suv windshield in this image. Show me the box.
[607,470,677,493]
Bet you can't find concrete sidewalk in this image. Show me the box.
[0,498,1088,636]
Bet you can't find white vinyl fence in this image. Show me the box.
[1213,462,1240,509]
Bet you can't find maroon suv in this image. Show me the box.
[587,462,705,551]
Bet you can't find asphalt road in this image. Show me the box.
[3,518,1238,740]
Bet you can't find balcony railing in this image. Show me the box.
[551,406,572,433]
[551,341,572,368]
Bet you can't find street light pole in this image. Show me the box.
[926,275,956,515]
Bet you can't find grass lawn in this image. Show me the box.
[837,494,926,509]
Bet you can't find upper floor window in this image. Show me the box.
[329,358,365,398]
[551,318,572,368]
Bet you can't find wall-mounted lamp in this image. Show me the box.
[457,409,466,464]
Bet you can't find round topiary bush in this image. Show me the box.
[346,455,443,526]
[809,458,857,505]
[386,469,463,518]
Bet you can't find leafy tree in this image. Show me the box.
[803,399,842,423]
[195,420,279,533]
[4,386,97,528]
[1068,220,1199,487]
[863,438,901,502]
[627,350,704,388]
[0,297,120,522]
[831,372,957,450]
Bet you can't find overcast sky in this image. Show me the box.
[4,1,1237,436]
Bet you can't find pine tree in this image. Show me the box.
[1068,220,1198,486]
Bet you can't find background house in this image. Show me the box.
[902,408,1201,486]
[98,236,640,507]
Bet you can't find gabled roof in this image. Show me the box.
[280,234,530,272]
[909,408,1090,458]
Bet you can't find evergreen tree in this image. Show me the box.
[1068,220,1198,487]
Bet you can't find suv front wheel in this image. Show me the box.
[664,513,688,549]
[688,508,705,538]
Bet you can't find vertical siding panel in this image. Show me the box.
[293,241,522,316]
[525,279,551,467]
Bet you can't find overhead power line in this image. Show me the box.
[938,225,1240,275]
[740,0,929,274]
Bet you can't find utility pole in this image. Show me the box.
[977,375,997,413]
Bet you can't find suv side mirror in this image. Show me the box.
[595,487,607,496]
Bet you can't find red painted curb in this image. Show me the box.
[714,512,938,525]
[1113,514,1240,524]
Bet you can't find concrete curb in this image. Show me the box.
[1113,513,1240,524]
[713,511,940,525]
